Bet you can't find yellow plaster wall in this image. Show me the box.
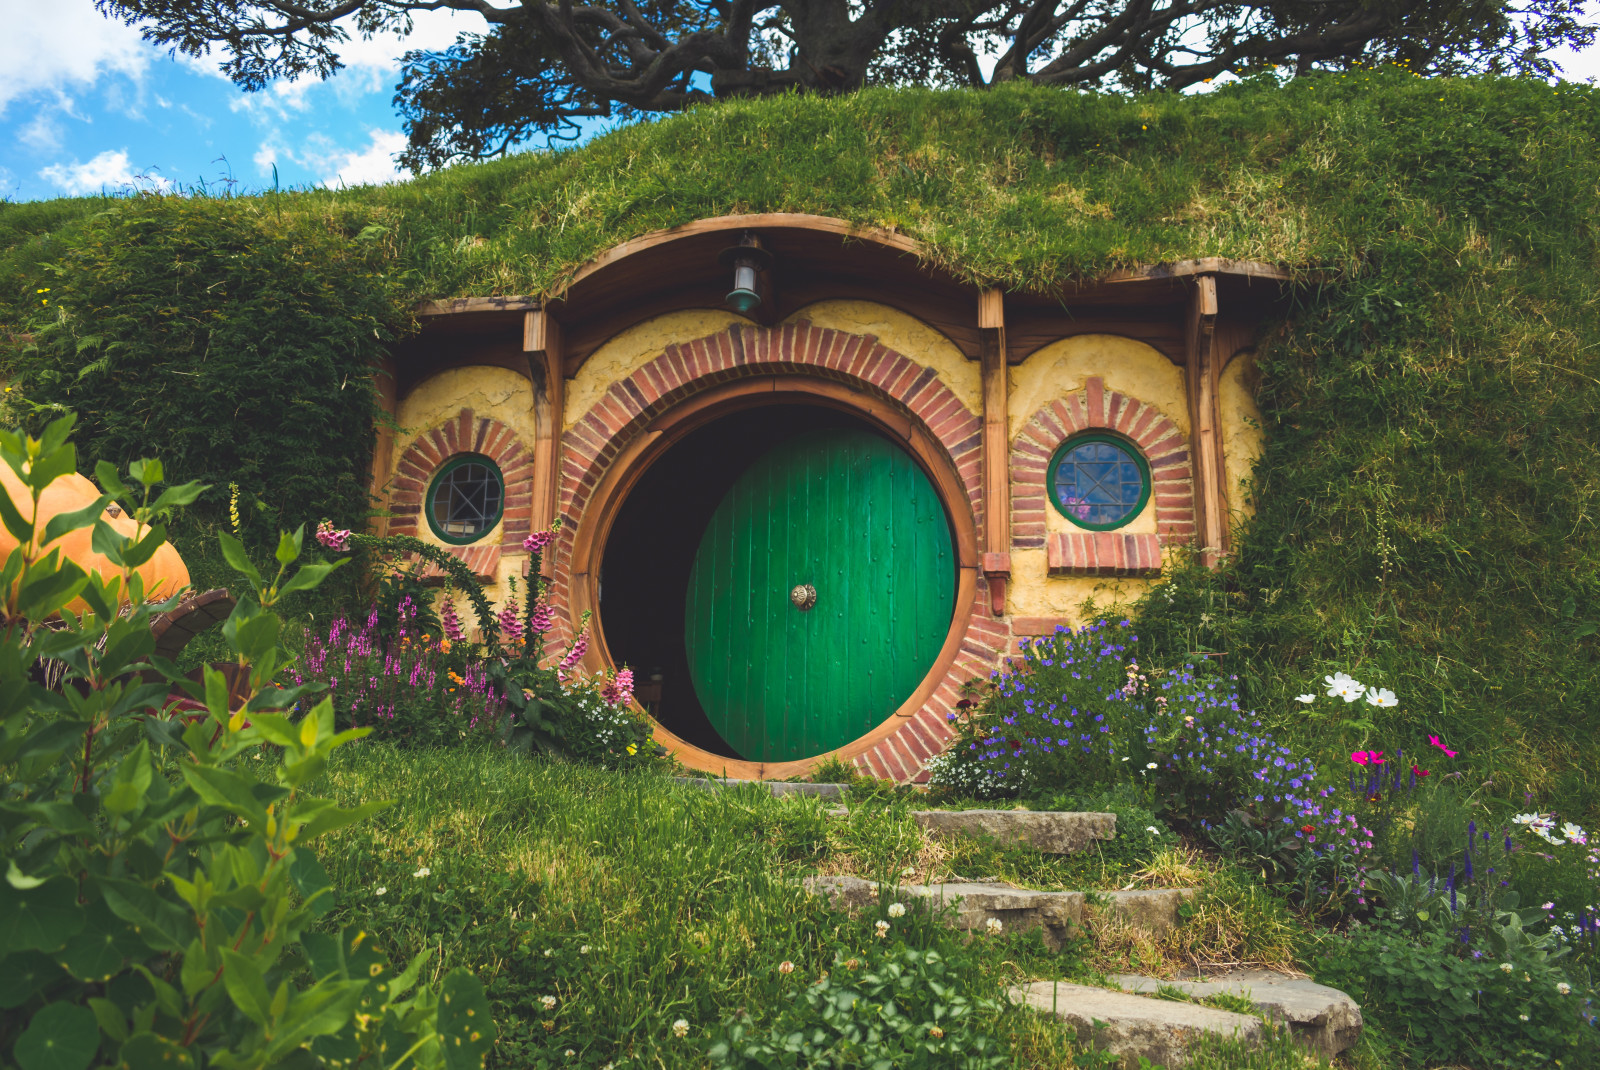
[1008,334,1188,441]
[565,309,752,432]
[394,364,537,610]
[1219,352,1265,522]
[1005,334,1192,620]
[783,300,981,415]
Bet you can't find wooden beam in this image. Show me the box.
[1184,276,1228,566]
[525,310,564,581]
[367,356,399,538]
[978,288,1010,616]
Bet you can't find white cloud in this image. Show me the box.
[315,128,409,185]
[38,149,171,195]
[0,1,152,117]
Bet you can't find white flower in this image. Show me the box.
[1365,687,1398,708]
[565,1049,575,1058]
[544,948,553,957]
[540,995,558,1010]
[1295,694,1316,704]
[1146,826,1162,835]
[1120,756,1130,762]
[1558,982,1572,995]
[887,902,906,918]
[1146,762,1158,770]
[985,918,1003,935]
[413,866,431,878]
[901,865,917,877]
[375,886,387,896]
[1519,1014,1529,1022]
[1500,963,1515,973]
[1324,672,1364,702]
[579,945,590,955]
[874,920,890,938]
[1561,822,1588,845]
[672,1019,689,1038]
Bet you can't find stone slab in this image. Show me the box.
[802,876,1197,948]
[1012,981,1264,1069]
[913,809,1116,854]
[1113,970,1362,1058]
[672,777,848,800]
[1092,888,1195,937]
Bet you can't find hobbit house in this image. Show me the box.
[374,214,1282,781]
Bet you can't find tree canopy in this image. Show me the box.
[97,0,1596,167]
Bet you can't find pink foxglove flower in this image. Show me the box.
[498,599,524,643]
[439,597,466,643]
[523,530,554,554]
[315,519,352,552]
[528,601,554,634]
[602,668,635,706]
[559,631,588,671]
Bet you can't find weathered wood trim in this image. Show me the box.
[524,310,564,580]
[416,295,540,316]
[1185,276,1227,565]
[978,288,1010,616]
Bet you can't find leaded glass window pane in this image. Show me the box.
[1049,437,1149,528]
[429,460,503,541]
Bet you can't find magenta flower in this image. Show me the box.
[602,668,635,706]
[499,599,525,642]
[315,519,352,552]
[523,530,554,554]
[528,601,554,634]
[440,597,466,643]
[559,630,588,671]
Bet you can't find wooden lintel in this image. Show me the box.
[367,356,399,538]
[978,288,1010,616]
[1184,276,1227,566]
[525,310,564,580]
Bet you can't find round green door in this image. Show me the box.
[684,426,956,762]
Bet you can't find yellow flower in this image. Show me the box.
[626,743,637,756]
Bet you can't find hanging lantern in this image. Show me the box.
[717,232,773,315]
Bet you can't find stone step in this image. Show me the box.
[912,808,1117,854]
[1112,971,1361,1059]
[1013,981,1265,1069]
[671,777,849,800]
[801,875,1195,948]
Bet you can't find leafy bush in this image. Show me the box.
[1316,906,1598,1067]
[0,415,492,1070]
[708,948,1006,1070]
[2,199,405,578]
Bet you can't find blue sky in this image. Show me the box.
[3,0,1598,203]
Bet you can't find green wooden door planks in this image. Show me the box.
[684,426,956,762]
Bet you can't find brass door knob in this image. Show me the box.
[790,583,817,611]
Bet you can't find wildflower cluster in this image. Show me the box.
[929,621,1363,871]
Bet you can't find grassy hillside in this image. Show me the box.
[1,72,1598,815]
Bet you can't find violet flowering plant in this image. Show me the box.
[925,620,1372,896]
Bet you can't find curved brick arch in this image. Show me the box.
[1011,377,1195,572]
[387,408,535,577]
[551,320,1009,782]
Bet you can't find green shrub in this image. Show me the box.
[0,415,491,1070]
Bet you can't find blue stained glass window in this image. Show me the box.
[1048,435,1151,529]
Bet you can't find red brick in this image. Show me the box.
[1066,394,1087,432]
[1149,449,1190,469]
[1128,406,1156,442]
[1085,377,1105,426]
[1106,393,1125,429]
[456,408,474,448]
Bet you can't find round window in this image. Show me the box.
[426,454,504,544]
[1047,434,1151,530]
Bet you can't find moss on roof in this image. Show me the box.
[2,73,1599,813]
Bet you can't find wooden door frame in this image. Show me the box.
[567,374,980,780]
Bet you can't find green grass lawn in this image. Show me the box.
[311,744,1320,1069]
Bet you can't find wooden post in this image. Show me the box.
[1184,276,1227,567]
[367,355,399,538]
[524,309,564,580]
[978,288,1010,616]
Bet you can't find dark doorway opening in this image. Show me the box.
[598,403,881,758]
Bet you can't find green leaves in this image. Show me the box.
[14,1003,100,1070]
[438,969,497,1070]
[0,879,85,954]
